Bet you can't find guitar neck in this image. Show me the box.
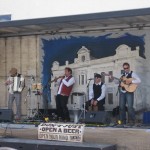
[102,72,120,81]
[113,77,120,81]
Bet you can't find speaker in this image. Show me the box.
[143,111,150,124]
[0,109,13,122]
[85,111,111,124]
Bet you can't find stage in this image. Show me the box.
[0,122,150,150]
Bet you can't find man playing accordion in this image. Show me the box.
[5,68,25,120]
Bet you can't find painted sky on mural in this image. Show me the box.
[0,0,150,20]
[41,33,145,88]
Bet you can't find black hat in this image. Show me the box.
[94,74,101,78]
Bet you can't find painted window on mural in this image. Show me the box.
[108,93,113,104]
[81,75,85,85]
[81,55,85,62]
[109,71,113,82]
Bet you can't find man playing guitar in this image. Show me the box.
[113,62,141,126]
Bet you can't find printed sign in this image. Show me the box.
[38,123,85,142]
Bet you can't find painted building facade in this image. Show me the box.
[50,44,144,111]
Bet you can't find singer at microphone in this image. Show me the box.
[55,67,75,122]
[85,73,106,112]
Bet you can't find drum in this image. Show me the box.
[37,83,42,90]
[32,83,37,91]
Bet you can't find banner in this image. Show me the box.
[38,123,85,142]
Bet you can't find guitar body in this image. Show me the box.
[120,77,137,92]
[120,82,137,92]
[101,72,138,92]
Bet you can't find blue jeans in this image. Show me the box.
[119,92,135,124]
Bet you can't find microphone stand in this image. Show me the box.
[42,77,51,116]
[87,79,92,100]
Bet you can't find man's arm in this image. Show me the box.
[97,84,106,101]
[5,77,13,85]
[62,77,75,87]
[89,85,94,100]
[131,72,141,84]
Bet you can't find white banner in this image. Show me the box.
[38,123,85,142]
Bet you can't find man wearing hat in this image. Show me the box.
[5,68,25,120]
[86,73,106,111]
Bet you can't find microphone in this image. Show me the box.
[31,75,35,81]
[88,78,94,80]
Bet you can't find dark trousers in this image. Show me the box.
[86,99,105,111]
[42,94,48,116]
[56,94,70,120]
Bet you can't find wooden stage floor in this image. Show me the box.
[0,123,150,150]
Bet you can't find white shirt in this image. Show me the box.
[57,76,75,94]
[89,82,106,101]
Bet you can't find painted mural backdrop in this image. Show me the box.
[41,33,145,102]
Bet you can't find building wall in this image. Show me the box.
[0,35,40,117]
[0,27,150,118]
[51,45,144,111]
[40,28,150,116]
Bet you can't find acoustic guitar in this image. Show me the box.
[102,72,138,92]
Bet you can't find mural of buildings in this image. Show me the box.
[0,8,150,119]
[51,44,144,111]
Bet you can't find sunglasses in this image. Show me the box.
[123,67,129,70]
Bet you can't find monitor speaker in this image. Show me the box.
[0,109,13,122]
[85,111,111,124]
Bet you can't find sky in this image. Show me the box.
[0,0,150,20]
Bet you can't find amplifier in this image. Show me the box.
[85,111,111,124]
[0,109,13,122]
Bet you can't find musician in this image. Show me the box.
[55,67,75,122]
[86,74,106,111]
[118,62,141,125]
[5,68,25,120]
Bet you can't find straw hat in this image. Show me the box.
[9,68,17,76]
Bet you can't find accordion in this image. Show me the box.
[13,76,25,92]
[8,74,25,93]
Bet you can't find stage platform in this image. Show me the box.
[0,138,116,150]
[0,123,150,150]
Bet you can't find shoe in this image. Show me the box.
[115,124,125,128]
[125,122,135,127]
[14,118,21,122]
[58,117,63,122]
[63,118,70,123]
[123,120,135,127]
